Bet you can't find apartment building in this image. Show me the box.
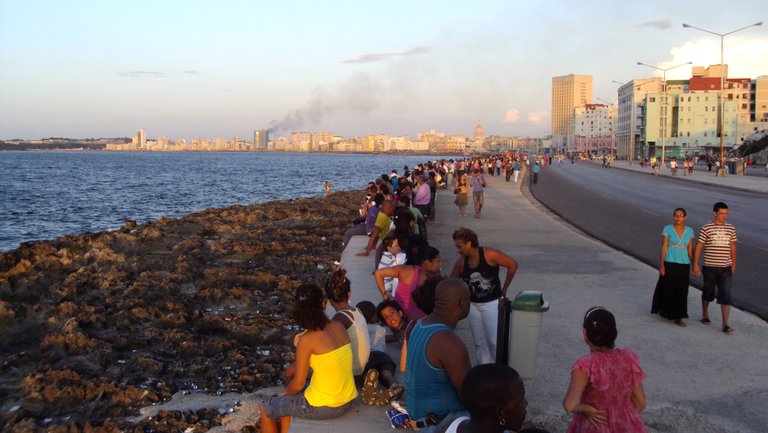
[573,104,617,155]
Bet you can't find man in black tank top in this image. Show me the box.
[450,227,519,364]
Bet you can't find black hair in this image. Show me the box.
[397,194,411,207]
[414,245,440,266]
[324,269,351,303]
[376,299,404,324]
[713,201,728,212]
[355,300,377,323]
[412,275,443,315]
[461,364,522,419]
[452,227,479,248]
[292,283,329,331]
[393,207,415,234]
[583,307,617,349]
[373,193,385,206]
[673,207,687,216]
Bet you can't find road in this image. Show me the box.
[528,161,768,320]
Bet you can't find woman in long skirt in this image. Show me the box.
[651,208,695,326]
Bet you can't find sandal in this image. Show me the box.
[386,384,404,401]
[722,326,733,334]
[674,320,687,327]
[700,318,711,324]
[361,370,390,406]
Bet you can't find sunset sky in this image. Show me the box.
[1,0,766,140]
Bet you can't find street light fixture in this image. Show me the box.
[682,21,763,176]
[637,61,692,170]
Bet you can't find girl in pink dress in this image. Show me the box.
[563,307,647,433]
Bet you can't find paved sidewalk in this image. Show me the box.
[592,159,768,194]
[293,173,768,433]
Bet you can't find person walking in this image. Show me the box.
[692,202,737,333]
[513,159,521,183]
[469,169,486,218]
[453,171,469,217]
[450,227,519,364]
[532,161,541,184]
[651,208,694,327]
[563,307,647,433]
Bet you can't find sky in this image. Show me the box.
[0,0,766,140]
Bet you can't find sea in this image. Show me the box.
[0,151,451,252]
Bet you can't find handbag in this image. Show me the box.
[453,188,460,194]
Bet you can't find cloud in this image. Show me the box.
[340,45,432,64]
[527,111,549,127]
[182,70,200,75]
[503,108,520,124]
[664,36,768,79]
[116,71,167,79]
[637,20,673,30]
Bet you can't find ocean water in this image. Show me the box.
[0,152,445,251]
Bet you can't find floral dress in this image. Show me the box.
[568,348,647,433]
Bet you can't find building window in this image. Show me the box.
[649,97,656,102]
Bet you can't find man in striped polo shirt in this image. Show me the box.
[692,202,737,333]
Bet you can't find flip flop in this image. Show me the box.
[700,318,711,324]
[722,326,733,334]
[674,320,687,327]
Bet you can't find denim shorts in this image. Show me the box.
[262,392,353,420]
[702,266,732,305]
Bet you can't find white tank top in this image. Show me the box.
[338,307,370,376]
[443,416,469,433]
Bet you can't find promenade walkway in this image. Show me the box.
[138,167,768,432]
[293,170,768,433]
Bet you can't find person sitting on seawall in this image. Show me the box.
[374,245,443,321]
[259,284,357,433]
[436,363,528,433]
[324,269,370,378]
[355,300,404,406]
[399,275,442,373]
[404,277,471,433]
[563,307,647,433]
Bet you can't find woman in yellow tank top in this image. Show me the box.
[259,283,357,433]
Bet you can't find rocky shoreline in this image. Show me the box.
[0,191,361,432]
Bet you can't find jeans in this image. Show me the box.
[468,300,499,364]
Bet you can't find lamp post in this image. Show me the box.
[637,61,692,170]
[682,21,763,176]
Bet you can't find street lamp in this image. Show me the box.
[682,21,763,176]
[637,61,692,170]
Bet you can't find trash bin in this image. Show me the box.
[506,291,549,379]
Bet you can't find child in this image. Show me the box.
[563,307,647,433]
[356,301,403,406]
[376,299,409,344]
[377,235,407,299]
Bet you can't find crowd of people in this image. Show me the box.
[260,157,660,433]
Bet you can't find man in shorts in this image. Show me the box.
[692,202,737,333]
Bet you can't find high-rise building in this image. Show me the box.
[253,129,268,151]
[551,74,592,152]
[138,128,146,149]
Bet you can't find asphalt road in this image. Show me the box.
[528,161,768,321]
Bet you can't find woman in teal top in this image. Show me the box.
[651,208,695,326]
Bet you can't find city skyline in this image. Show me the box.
[1,0,766,140]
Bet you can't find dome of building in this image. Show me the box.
[474,121,484,139]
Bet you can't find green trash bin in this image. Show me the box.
[507,291,549,379]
